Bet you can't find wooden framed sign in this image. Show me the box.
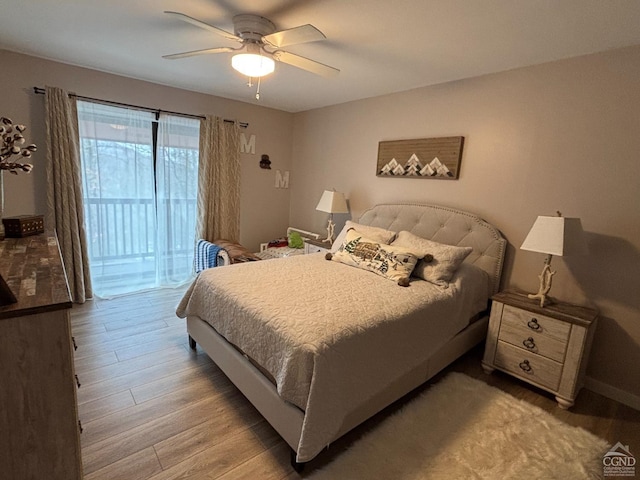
[376,136,464,179]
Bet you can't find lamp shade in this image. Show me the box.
[520,216,588,256]
[315,190,349,214]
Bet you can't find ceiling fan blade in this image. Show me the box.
[262,24,326,48]
[164,11,242,43]
[162,47,235,60]
[273,50,339,77]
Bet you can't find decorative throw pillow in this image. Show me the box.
[331,221,397,253]
[330,229,426,286]
[391,231,472,287]
[288,231,304,249]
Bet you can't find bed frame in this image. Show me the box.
[186,203,506,467]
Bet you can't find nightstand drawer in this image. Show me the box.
[495,341,563,391]
[498,320,567,363]
[502,305,570,343]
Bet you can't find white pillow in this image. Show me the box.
[331,229,423,286]
[391,231,472,287]
[331,221,396,253]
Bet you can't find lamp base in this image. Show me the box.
[528,258,556,307]
[527,292,555,307]
[322,217,335,244]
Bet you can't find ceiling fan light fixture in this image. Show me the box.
[164,11,339,81]
[232,52,275,77]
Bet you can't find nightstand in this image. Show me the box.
[482,291,598,409]
[304,238,331,254]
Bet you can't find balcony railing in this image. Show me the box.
[83,197,197,286]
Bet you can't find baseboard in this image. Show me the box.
[584,376,640,411]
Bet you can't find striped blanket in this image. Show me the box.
[194,240,225,273]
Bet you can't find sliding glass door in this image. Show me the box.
[77,101,199,297]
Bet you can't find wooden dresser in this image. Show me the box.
[0,233,82,479]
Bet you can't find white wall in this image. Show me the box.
[3,45,639,404]
[0,49,293,252]
[289,45,640,401]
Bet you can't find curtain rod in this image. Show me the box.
[33,87,248,128]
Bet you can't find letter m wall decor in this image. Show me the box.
[376,136,464,179]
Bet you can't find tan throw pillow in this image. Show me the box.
[330,229,424,286]
[331,221,396,253]
[392,231,472,287]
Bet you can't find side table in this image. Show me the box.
[482,290,598,409]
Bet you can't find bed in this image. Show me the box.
[176,203,506,466]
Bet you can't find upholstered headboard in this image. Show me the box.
[358,204,506,295]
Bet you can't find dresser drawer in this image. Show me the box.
[498,320,568,363]
[494,340,563,391]
[502,305,570,342]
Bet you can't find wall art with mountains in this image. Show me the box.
[376,136,464,179]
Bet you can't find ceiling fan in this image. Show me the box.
[162,11,340,81]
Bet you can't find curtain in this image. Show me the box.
[77,101,155,297]
[45,86,93,303]
[77,102,200,297]
[156,114,200,285]
[196,116,241,242]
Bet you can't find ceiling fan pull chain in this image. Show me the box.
[256,76,261,100]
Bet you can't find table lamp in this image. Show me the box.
[315,190,349,243]
[520,212,588,307]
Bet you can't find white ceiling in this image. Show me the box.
[3,0,640,113]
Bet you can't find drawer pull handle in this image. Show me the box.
[523,337,536,349]
[75,374,81,388]
[519,360,532,373]
[527,318,541,330]
[72,336,78,351]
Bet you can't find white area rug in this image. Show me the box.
[309,373,609,479]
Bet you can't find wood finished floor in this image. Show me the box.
[72,288,640,479]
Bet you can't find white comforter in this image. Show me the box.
[176,253,489,461]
